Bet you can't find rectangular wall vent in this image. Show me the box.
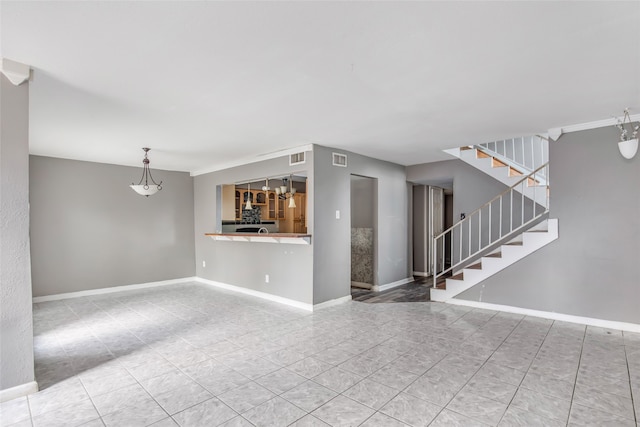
[289,152,306,166]
[332,152,347,167]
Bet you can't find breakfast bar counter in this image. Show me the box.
[205,233,311,245]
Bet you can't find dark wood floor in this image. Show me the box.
[351,275,448,303]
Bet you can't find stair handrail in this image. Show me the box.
[476,134,548,180]
[432,162,549,288]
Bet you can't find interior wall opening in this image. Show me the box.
[350,174,377,291]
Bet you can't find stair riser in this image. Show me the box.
[431,219,558,301]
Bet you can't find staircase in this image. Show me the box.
[454,135,549,208]
[430,219,558,301]
[432,135,557,300]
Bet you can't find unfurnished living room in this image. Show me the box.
[1,1,639,426]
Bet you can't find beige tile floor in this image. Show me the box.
[1,282,638,426]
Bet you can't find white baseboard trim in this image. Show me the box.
[32,277,197,303]
[373,277,413,292]
[194,277,313,311]
[447,298,640,333]
[314,295,352,310]
[412,271,430,277]
[0,381,38,403]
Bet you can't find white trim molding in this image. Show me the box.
[194,277,313,311]
[0,381,38,403]
[191,144,313,176]
[313,295,352,310]
[32,277,197,303]
[412,271,430,277]
[0,58,31,86]
[373,277,413,292]
[447,298,640,333]
[548,113,640,142]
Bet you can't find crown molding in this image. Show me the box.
[0,58,31,86]
[548,113,640,142]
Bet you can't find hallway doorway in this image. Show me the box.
[350,175,376,292]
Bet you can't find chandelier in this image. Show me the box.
[130,148,162,197]
[275,175,297,209]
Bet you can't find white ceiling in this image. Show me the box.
[2,1,639,173]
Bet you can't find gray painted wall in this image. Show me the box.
[407,159,509,270]
[29,156,195,297]
[313,145,409,303]
[456,126,640,325]
[351,175,375,228]
[0,75,35,393]
[194,153,314,305]
[407,159,507,229]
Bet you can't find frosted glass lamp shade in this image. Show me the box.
[130,184,160,196]
[618,138,638,159]
[288,197,296,209]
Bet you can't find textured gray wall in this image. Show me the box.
[194,153,314,305]
[313,145,409,303]
[456,126,640,324]
[29,156,195,297]
[0,75,35,392]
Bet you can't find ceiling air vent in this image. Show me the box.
[332,152,347,167]
[289,152,306,166]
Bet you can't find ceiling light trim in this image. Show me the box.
[190,144,313,177]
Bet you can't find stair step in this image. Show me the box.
[460,146,474,151]
[449,272,464,281]
[485,252,502,258]
[467,262,482,270]
[509,167,523,177]
[527,177,544,187]
[476,150,491,159]
[491,158,508,168]
[527,230,548,233]
[504,241,523,246]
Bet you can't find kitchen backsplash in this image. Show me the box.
[241,206,262,224]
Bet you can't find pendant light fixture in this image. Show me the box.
[275,175,297,209]
[615,108,639,159]
[130,148,162,197]
[245,183,252,210]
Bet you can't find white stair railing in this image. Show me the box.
[432,163,549,287]
[477,135,548,181]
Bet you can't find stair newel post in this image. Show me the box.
[546,164,550,211]
[441,235,445,274]
[459,222,462,265]
[478,209,482,253]
[432,235,437,288]
[510,189,513,233]
[499,196,503,239]
[489,202,492,245]
[521,181,525,226]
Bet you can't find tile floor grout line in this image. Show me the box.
[566,322,588,426]
[495,316,558,426]
[622,333,638,426]
[26,284,637,427]
[432,311,527,425]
